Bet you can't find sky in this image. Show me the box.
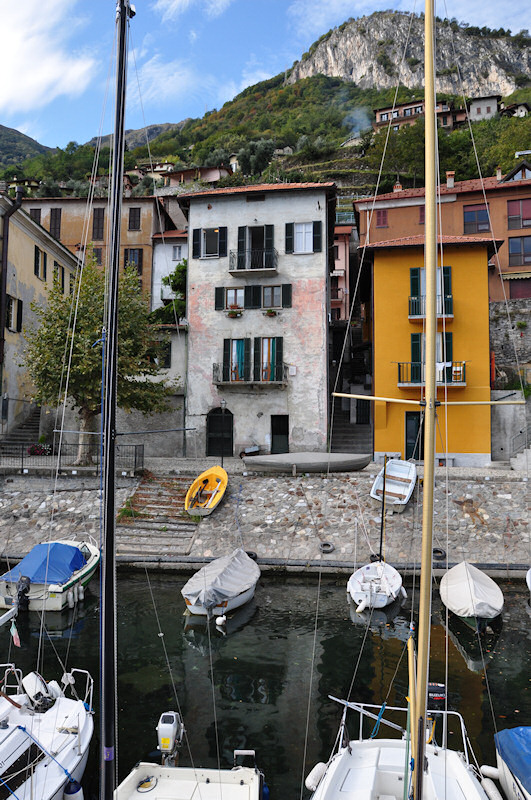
[1,0,529,150]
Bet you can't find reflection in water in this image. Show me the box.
[0,572,528,800]
[440,608,503,673]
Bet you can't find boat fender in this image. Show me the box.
[319,542,335,554]
[356,599,368,614]
[261,782,270,800]
[78,584,84,601]
[480,765,500,781]
[67,589,75,609]
[46,680,63,698]
[370,553,383,563]
[432,548,446,561]
[73,584,78,603]
[246,551,258,561]
[480,777,504,800]
[305,762,327,791]
[401,586,408,599]
[216,615,227,626]
[64,779,84,800]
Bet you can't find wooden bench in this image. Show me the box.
[376,488,407,499]
[385,474,411,483]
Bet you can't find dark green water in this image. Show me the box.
[1,572,529,798]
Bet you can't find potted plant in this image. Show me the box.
[227,304,242,318]
[265,308,277,317]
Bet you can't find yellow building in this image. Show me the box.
[369,235,496,467]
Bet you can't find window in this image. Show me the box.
[409,266,452,315]
[463,204,489,233]
[93,247,103,266]
[254,336,284,382]
[172,245,182,261]
[392,110,399,118]
[69,273,74,295]
[334,245,339,260]
[93,208,105,240]
[414,105,423,114]
[509,236,531,266]
[124,248,143,274]
[419,205,425,224]
[156,341,171,369]
[476,107,482,115]
[128,207,141,230]
[508,199,531,229]
[285,222,322,254]
[29,208,41,224]
[223,338,250,381]
[392,125,399,132]
[263,285,281,308]
[34,246,47,281]
[192,227,227,259]
[380,112,388,121]
[442,116,448,126]
[404,108,412,117]
[376,209,388,227]
[226,288,244,308]
[5,295,22,332]
[236,225,274,269]
[49,208,62,239]
[486,106,491,114]
[410,332,452,382]
[53,261,65,292]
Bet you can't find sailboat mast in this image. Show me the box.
[101,2,134,798]
[414,0,437,792]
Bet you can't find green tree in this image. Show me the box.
[149,259,187,324]
[24,258,171,463]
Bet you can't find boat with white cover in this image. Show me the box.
[243,451,371,473]
[439,561,504,625]
[370,459,417,506]
[181,548,260,616]
[0,663,93,799]
[0,539,100,613]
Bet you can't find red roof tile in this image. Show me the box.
[354,175,531,204]
[364,234,501,249]
[152,229,187,240]
[177,182,336,201]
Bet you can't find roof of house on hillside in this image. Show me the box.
[364,234,502,258]
[177,182,336,203]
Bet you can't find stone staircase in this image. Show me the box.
[0,408,41,453]
[330,408,372,454]
[116,474,198,558]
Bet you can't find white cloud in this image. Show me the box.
[189,29,198,44]
[130,54,218,110]
[217,60,274,107]
[152,0,235,21]
[0,0,96,115]
[286,0,361,38]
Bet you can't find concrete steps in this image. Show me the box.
[510,448,531,471]
[330,409,372,454]
[116,475,198,557]
[0,408,41,453]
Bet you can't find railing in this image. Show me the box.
[409,294,453,316]
[511,427,530,456]
[229,248,278,271]
[335,211,355,224]
[330,288,344,300]
[0,442,144,473]
[397,361,466,385]
[213,362,288,386]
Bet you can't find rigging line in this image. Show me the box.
[346,602,375,702]
[299,561,323,800]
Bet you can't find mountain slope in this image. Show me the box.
[288,11,531,96]
[0,124,52,167]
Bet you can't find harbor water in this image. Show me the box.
[2,570,530,798]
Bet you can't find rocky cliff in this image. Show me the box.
[287,12,531,97]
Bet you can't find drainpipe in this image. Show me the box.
[0,187,24,406]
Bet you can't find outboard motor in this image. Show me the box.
[427,682,446,711]
[16,576,31,612]
[156,711,184,766]
[22,672,55,712]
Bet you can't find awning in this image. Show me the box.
[502,271,531,279]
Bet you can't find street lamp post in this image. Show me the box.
[220,398,227,469]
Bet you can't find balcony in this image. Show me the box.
[409,295,453,318]
[229,248,278,276]
[397,361,466,386]
[213,362,288,387]
[330,287,345,301]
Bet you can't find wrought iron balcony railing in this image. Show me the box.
[397,361,466,386]
[213,362,288,386]
[408,294,453,317]
[229,248,278,271]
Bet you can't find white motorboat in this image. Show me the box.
[181,548,260,616]
[0,663,93,799]
[243,451,371,473]
[0,539,100,614]
[370,459,416,506]
[494,727,531,800]
[439,561,504,625]
[347,561,406,613]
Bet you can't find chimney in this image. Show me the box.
[393,182,402,193]
[496,166,502,181]
[446,171,455,189]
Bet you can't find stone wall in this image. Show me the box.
[490,299,531,386]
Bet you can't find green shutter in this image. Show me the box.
[222,339,230,381]
[16,300,23,333]
[443,266,452,294]
[281,284,292,308]
[42,252,47,281]
[243,338,251,381]
[411,333,422,383]
[285,223,294,254]
[244,285,261,309]
[218,227,227,257]
[192,229,201,259]
[274,337,283,381]
[34,247,39,277]
[313,221,322,252]
[254,337,261,381]
[410,267,420,315]
[215,287,225,310]
[265,225,274,268]
[444,332,453,381]
[237,227,246,269]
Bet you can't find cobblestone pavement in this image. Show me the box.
[0,458,528,575]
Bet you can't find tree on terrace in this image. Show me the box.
[24,258,171,464]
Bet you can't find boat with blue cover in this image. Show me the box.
[494,727,531,800]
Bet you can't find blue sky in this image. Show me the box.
[1,0,529,150]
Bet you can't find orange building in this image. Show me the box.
[20,196,178,297]
[354,161,531,299]
[373,99,467,132]
[369,235,495,466]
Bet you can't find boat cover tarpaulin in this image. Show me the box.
[1,543,86,585]
[495,727,531,793]
[439,561,503,618]
[181,548,260,610]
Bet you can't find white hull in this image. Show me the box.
[243,451,371,473]
[526,568,531,598]
[184,583,257,616]
[347,561,405,610]
[370,459,417,506]
[115,762,263,799]
[496,752,531,800]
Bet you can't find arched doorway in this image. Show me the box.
[206,406,233,458]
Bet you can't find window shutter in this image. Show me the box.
[34,247,39,277]
[222,339,231,382]
[192,229,201,259]
[5,296,11,329]
[215,287,225,310]
[274,336,283,381]
[411,333,422,382]
[254,337,261,381]
[410,267,420,296]
[244,285,261,309]
[237,226,246,270]
[124,248,129,268]
[443,266,452,295]
[42,252,47,281]
[243,337,251,381]
[16,300,23,332]
[218,227,227,257]
[444,332,453,362]
[281,284,292,308]
[285,223,294,254]
[313,221,322,252]
[138,249,143,275]
[264,225,274,268]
